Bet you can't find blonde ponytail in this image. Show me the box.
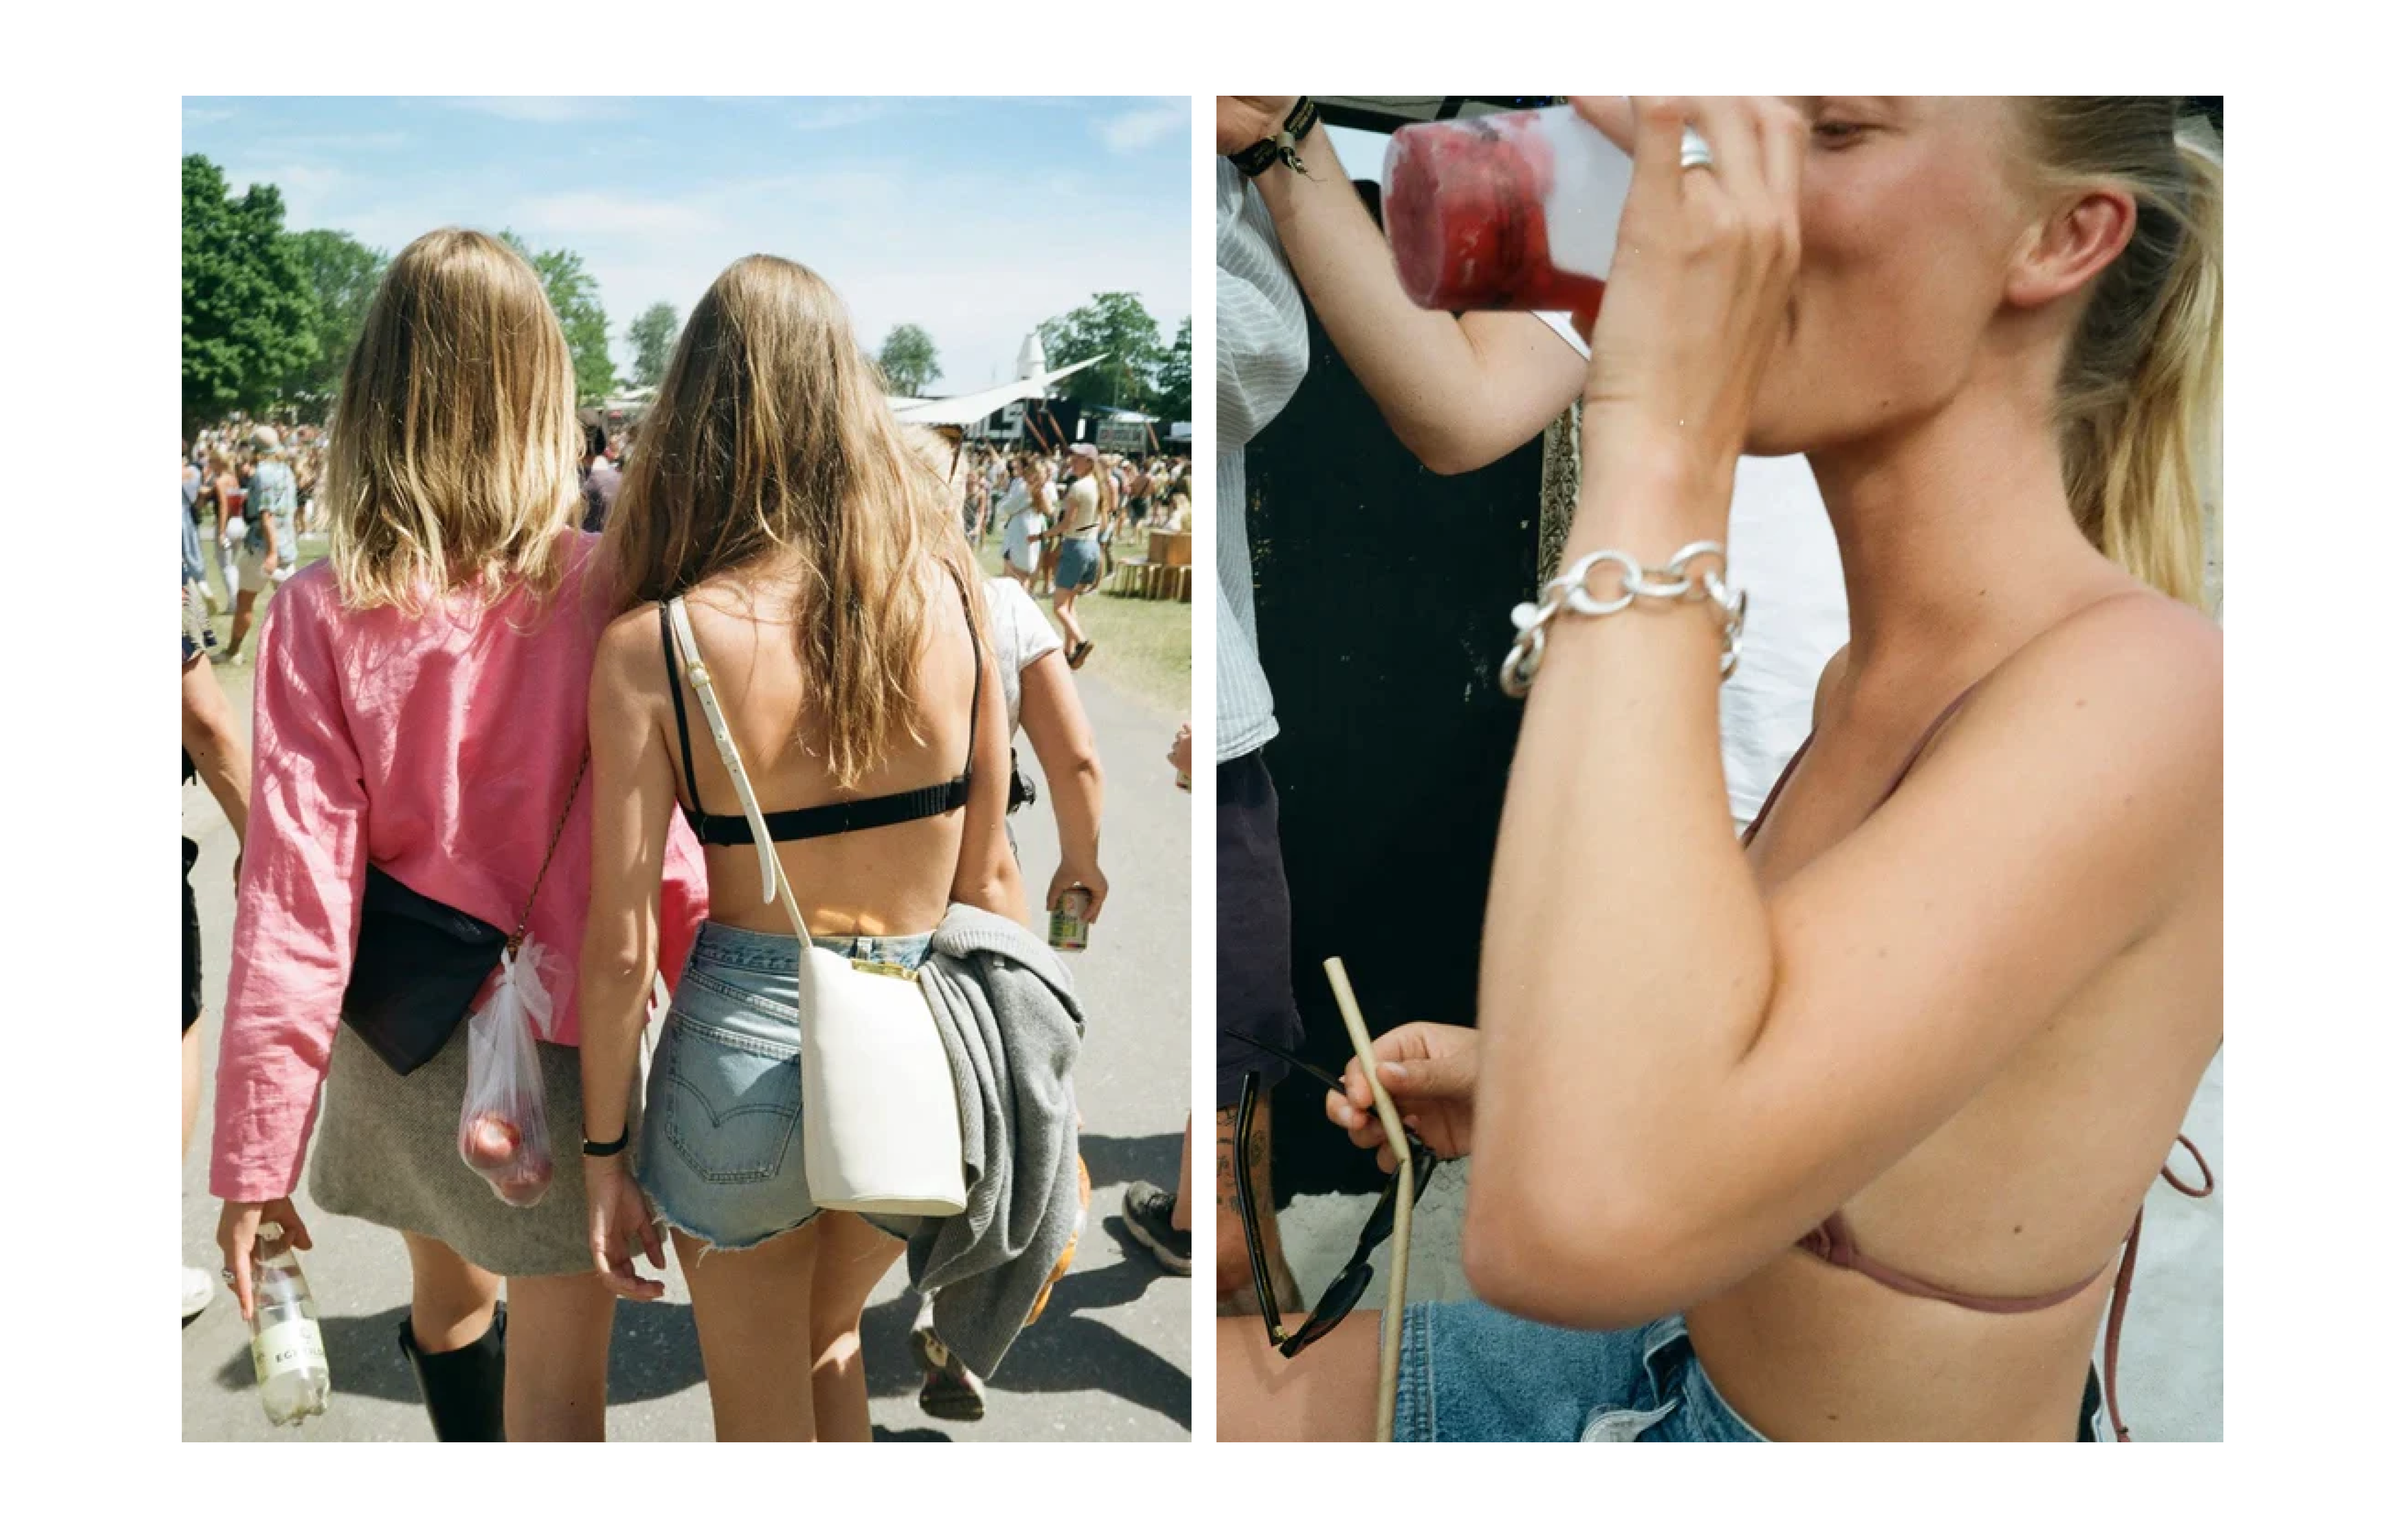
[2024,100,2223,611]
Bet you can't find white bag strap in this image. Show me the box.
[664,596,817,949]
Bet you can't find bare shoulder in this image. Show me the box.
[1944,588,2222,823]
[2013,588,2221,734]
[594,603,667,697]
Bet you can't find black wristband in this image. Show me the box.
[1229,97,1318,178]
[582,1128,630,1157]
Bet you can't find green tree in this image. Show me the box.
[625,302,680,390]
[182,155,320,434]
[876,323,941,396]
[284,229,388,408]
[1150,315,1192,424]
[1039,292,1165,412]
[498,230,615,403]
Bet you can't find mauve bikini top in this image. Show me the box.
[1741,671,2214,1441]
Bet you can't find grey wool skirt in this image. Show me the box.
[308,1020,619,1278]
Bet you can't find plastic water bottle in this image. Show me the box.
[1381,104,1640,339]
[248,1221,332,1426]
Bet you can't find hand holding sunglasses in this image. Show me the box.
[1326,1019,1481,1170]
[1226,959,1441,1442]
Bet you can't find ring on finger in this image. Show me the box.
[1680,125,1715,172]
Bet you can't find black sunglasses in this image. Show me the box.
[1224,1027,1438,1357]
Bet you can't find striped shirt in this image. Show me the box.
[1215,159,1309,763]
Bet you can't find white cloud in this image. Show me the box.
[183,104,236,126]
[515,191,727,239]
[443,97,613,124]
[1097,103,1186,154]
[792,101,887,133]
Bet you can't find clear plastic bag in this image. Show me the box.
[456,941,556,1207]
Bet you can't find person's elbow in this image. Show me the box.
[1385,411,1517,479]
[1459,1168,1703,1332]
[579,920,651,999]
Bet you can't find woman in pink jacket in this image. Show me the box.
[210,229,709,1441]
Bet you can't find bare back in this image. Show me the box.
[661,562,989,938]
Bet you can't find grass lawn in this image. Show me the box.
[978,527,1191,717]
[222,529,1194,717]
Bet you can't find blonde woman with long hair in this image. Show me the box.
[211,229,711,1441]
[1223,96,2221,1442]
[580,254,1021,1442]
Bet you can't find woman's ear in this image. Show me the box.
[2004,185,2138,311]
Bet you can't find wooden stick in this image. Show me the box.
[1325,956,1412,1443]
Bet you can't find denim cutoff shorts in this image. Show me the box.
[1394,1298,2113,1440]
[1393,1300,1769,1442]
[635,921,935,1251]
[1053,535,1102,591]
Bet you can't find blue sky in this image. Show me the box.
[182,96,1192,391]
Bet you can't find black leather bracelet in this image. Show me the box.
[582,1128,630,1157]
[1229,97,1318,178]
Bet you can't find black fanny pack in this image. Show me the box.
[340,757,587,1076]
[340,866,511,1075]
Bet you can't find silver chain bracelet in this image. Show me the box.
[1500,540,1747,698]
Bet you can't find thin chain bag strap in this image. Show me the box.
[509,750,589,958]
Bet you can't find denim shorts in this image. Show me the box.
[1394,1300,1769,1442]
[635,921,934,1251]
[1054,535,1102,591]
[1395,1298,2112,1441]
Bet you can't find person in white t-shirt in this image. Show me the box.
[1224,96,1848,830]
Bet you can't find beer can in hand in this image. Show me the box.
[1049,886,1092,951]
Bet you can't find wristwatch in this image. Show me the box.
[1229,97,1319,178]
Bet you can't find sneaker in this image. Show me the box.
[1119,1180,1191,1276]
[910,1295,987,1422]
[182,1266,214,1322]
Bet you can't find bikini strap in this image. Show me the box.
[1740,731,1814,849]
[2099,1133,2216,1442]
[1875,681,1984,810]
[659,601,704,822]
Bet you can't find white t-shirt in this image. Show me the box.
[1538,313,1851,824]
[983,576,1062,734]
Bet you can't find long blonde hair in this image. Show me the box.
[609,254,980,790]
[323,229,583,613]
[2017,99,2222,611]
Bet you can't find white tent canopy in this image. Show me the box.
[888,356,1105,428]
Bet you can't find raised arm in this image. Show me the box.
[1459,97,2224,1328]
[1242,114,1585,475]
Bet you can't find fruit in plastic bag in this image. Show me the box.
[457,941,557,1207]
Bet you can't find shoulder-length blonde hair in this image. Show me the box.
[608,254,980,789]
[323,228,583,613]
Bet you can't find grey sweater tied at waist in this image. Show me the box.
[893,902,1086,1380]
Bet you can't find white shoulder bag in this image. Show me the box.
[665,597,968,1217]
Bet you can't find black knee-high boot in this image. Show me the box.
[399,1302,507,1441]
